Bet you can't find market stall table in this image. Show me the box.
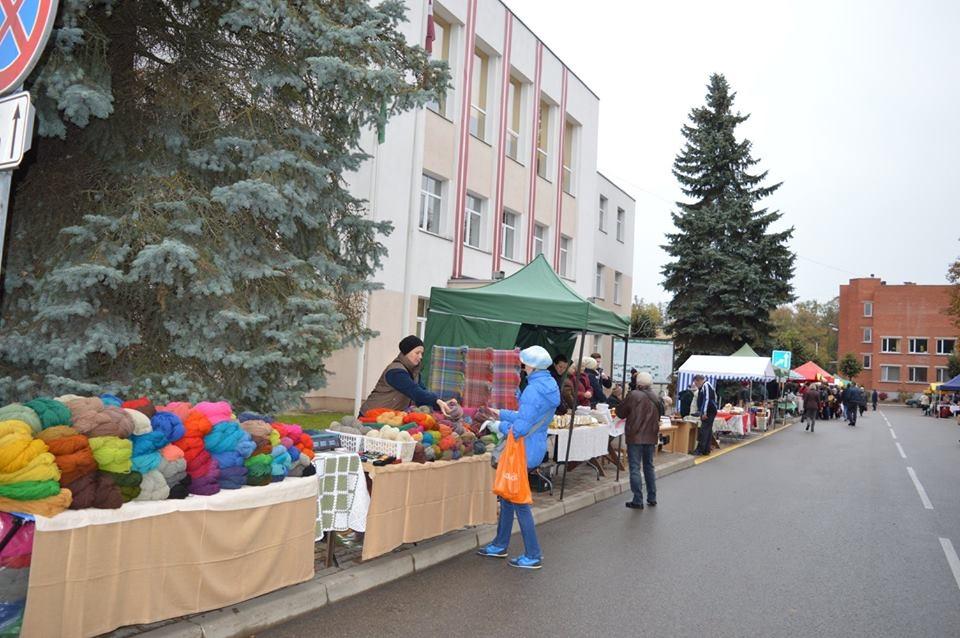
[23,477,319,638]
[548,424,611,478]
[361,455,497,561]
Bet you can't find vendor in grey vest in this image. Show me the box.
[359,336,449,415]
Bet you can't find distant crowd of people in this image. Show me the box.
[787,382,877,432]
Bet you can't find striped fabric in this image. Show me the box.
[463,348,494,408]
[428,346,467,399]
[491,348,521,410]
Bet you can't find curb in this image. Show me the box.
[136,454,697,638]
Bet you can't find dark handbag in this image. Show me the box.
[490,412,552,469]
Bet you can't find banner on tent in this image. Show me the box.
[613,339,674,385]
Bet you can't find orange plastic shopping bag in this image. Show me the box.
[493,431,532,504]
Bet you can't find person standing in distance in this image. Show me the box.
[617,372,663,509]
[872,388,879,411]
[803,383,820,432]
[693,375,718,456]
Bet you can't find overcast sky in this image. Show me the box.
[507,0,960,305]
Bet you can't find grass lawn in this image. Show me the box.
[276,412,349,431]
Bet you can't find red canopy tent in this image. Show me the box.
[792,361,834,383]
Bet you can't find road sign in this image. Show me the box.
[772,350,792,371]
[0,0,59,96]
[0,90,32,169]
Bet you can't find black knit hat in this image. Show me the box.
[398,335,424,355]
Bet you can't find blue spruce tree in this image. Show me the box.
[0,0,448,410]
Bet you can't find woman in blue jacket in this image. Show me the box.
[478,345,559,569]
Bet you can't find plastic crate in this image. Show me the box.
[335,432,364,453]
[308,431,341,452]
[363,436,416,463]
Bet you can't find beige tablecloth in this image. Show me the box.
[23,478,318,638]
[362,455,497,561]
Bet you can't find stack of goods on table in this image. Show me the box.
[0,395,317,517]
[328,401,491,465]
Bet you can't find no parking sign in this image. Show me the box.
[0,0,59,96]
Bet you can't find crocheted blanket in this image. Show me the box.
[427,346,467,399]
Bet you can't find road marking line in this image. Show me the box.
[906,467,934,510]
[940,538,960,593]
[895,442,906,459]
[889,428,897,439]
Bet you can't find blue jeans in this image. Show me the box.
[492,497,541,560]
[627,443,656,504]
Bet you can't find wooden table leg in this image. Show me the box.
[325,530,337,568]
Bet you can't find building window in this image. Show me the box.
[908,338,928,354]
[937,338,957,355]
[863,301,873,317]
[862,354,872,369]
[613,271,623,305]
[419,174,443,234]
[464,194,483,249]
[470,48,489,140]
[536,100,549,179]
[936,367,950,382]
[598,196,607,232]
[533,223,547,257]
[863,327,872,343]
[559,235,571,278]
[880,365,900,382]
[881,337,901,354]
[501,210,519,260]
[592,335,602,354]
[506,76,522,161]
[426,16,451,116]
[595,263,605,299]
[562,120,576,195]
[416,297,429,339]
[908,366,928,383]
[616,208,625,242]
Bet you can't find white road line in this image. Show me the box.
[889,428,897,440]
[895,442,907,459]
[940,538,960,593]
[906,467,934,510]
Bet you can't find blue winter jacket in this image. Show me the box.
[499,369,560,469]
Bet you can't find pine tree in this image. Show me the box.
[662,74,795,359]
[838,353,863,380]
[0,0,448,410]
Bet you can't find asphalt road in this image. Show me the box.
[272,406,960,638]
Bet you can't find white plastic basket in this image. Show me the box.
[363,436,416,462]
[335,432,364,453]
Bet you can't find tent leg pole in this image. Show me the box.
[616,334,629,482]
[559,330,588,501]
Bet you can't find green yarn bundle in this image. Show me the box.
[89,436,134,473]
[24,398,72,430]
[244,454,272,486]
[0,479,62,500]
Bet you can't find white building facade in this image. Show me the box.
[307,0,636,412]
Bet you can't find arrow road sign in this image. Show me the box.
[0,90,33,170]
[772,350,792,371]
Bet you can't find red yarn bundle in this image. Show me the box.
[121,397,156,418]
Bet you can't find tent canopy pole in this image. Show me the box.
[616,333,629,482]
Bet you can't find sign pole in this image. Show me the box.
[0,170,10,278]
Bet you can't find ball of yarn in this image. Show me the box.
[0,450,60,485]
[424,446,436,462]
[157,402,191,420]
[151,412,185,443]
[73,407,135,438]
[270,446,292,481]
[102,470,142,501]
[89,436,133,473]
[132,470,170,501]
[168,474,191,499]
[183,409,213,438]
[99,394,123,407]
[193,401,232,425]
[24,398,71,430]
[161,444,184,462]
[218,465,247,489]
[123,408,152,435]
[65,397,104,423]
[122,397,156,418]
[0,405,42,434]
[66,472,123,509]
[186,450,216,479]
[211,450,245,468]
[45,435,97,485]
[0,480,61,501]
[473,440,487,455]
[245,454,272,486]
[131,430,168,457]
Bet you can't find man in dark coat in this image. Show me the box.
[617,372,663,509]
[872,389,879,411]
[803,384,820,431]
[842,384,860,426]
[693,375,718,456]
[678,384,695,417]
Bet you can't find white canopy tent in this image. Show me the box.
[676,354,776,391]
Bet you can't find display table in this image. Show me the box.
[670,420,697,454]
[658,424,679,453]
[715,414,749,435]
[548,424,611,462]
[361,455,497,561]
[23,478,319,638]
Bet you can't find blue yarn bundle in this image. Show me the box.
[270,446,292,482]
[238,411,274,423]
[151,412,185,443]
[100,394,123,407]
[218,465,248,489]
[212,450,245,468]
[204,421,251,453]
[131,430,169,474]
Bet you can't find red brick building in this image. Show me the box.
[838,277,957,398]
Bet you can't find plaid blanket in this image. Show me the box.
[314,451,362,536]
[463,347,494,408]
[428,345,466,399]
[491,348,520,410]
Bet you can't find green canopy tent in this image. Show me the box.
[731,343,761,357]
[422,254,631,498]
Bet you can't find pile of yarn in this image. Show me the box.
[204,420,255,489]
[348,406,487,464]
[271,422,316,478]
[0,418,70,516]
[172,404,220,496]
